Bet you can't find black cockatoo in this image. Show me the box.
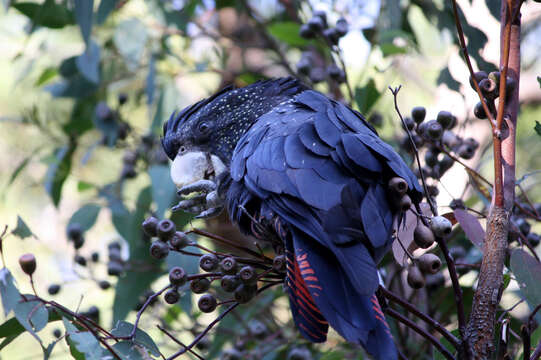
[161,78,422,359]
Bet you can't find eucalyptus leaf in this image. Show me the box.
[11,216,34,240]
[149,165,176,218]
[68,204,101,232]
[63,317,106,360]
[268,22,307,47]
[111,321,160,356]
[76,40,100,84]
[113,18,148,71]
[97,0,119,24]
[74,0,94,45]
[354,79,380,114]
[44,144,75,207]
[0,268,20,316]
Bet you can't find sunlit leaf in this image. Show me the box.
[63,317,106,360]
[535,121,541,137]
[14,298,48,343]
[76,40,100,84]
[0,268,20,316]
[113,18,148,71]
[268,22,308,47]
[11,215,35,240]
[68,204,101,233]
[149,165,176,219]
[97,0,119,24]
[74,0,93,45]
[354,79,380,114]
[12,0,74,29]
[35,67,58,86]
[453,209,485,249]
[44,144,75,207]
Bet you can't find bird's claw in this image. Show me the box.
[195,207,224,219]
[177,180,216,196]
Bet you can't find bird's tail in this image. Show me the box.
[285,229,397,360]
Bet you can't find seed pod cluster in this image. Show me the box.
[107,241,125,276]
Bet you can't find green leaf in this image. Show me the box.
[113,18,148,71]
[535,121,541,137]
[96,0,119,24]
[146,55,156,106]
[0,268,20,316]
[63,317,106,360]
[149,165,176,218]
[354,79,381,114]
[380,43,407,56]
[537,76,541,88]
[44,144,75,207]
[437,67,461,92]
[35,67,58,86]
[6,157,30,189]
[510,249,541,322]
[268,22,307,47]
[0,308,61,341]
[76,40,100,84]
[74,0,93,45]
[111,321,160,357]
[11,216,34,240]
[319,351,346,360]
[14,299,48,343]
[77,181,94,192]
[63,98,95,136]
[12,0,74,29]
[68,204,101,233]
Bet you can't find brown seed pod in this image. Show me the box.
[198,294,217,313]
[164,289,180,304]
[388,177,408,196]
[407,265,425,289]
[169,266,187,286]
[157,219,176,241]
[469,71,488,89]
[190,278,211,294]
[142,217,159,237]
[199,254,219,272]
[414,223,435,249]
[220,257,238,275]
[273,255,286,272]
[399,194,412,212]
[417,253,442,275]
[239,266,257,284]
[234,283,258,304]
[19,253,36,276]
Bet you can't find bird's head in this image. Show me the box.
[161,78,307,189]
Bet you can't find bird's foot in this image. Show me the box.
[173,180,225,219]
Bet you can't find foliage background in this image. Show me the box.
[0,0,540,359]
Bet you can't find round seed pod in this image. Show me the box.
[414,223,435,249]
[449,246,466,260]
[309,67,326,83]
[91,252,99,262]
[169,266,187,286]
[67,223,83,242]
[142,217,159,237]
[418,253,442,274]
[416,121,428,137]
[425,272,445,291]
[442,131,460,149]
[307,16,325,32]
[436,111,454,129]
[425,120,443,141]
[411,106,426,124]
[296,58,311,75]
[457,144,475,160]
[118,93,128,106]
[53,329,62,339]
[368,112,383,128]
[473,102,487,119]
[221,275,239,293]
[402,116,415,131]
[170,231,189,249]
[19,253,36,276]
[515,217,531,236]
[388,177,408,196]
[323,27,340,45]
[98,280,111,290]
[424,149,438,168]
[313,10,327,27]
[74,255,87,267]
[463,137,479,151]
[469,71,488,89]
[430,216,452,237]
[449,199,466,210]
[198,294,217,313]
[234,283,257,304]
[299,24,315,39]
[199,254,219,272]
[150,241,169,260]
[73,236,85,250]
[164,289,180,304]
[527,233,540,247]
[157,219,176,241]
[479,78,498,99]
[327,64,345,83]
[190,278,211,294]
[439,154,454,174]
[48,284,61,295]
[273,255,286,272]
[239,266,257,284]
[220,257,238,275]
[399,194,412,212]
[108,247,122,262]
[335,17,348,36]
[107,261,124,276]
[426,185,439,197]
[407,265,425,289]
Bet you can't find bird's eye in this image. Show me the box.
[179,146,186,154]
[198,122,209,134]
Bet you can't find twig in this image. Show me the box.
[156,325,205,360]
[388,86,436,216]
[379,286,460,348]
[386,308,455,360]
